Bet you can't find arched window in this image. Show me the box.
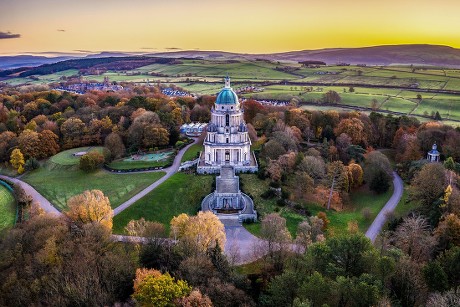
[226,138,229,143]
[226,114,229,126]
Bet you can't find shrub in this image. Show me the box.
[261,189,277,199]
[80,151,105,172]
[175,140,185,149]
[24,158,40,171]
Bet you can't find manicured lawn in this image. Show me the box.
[50,146,104,166]
[107,159,171,170]
[112,173,214,234]
[22,167,165,210]
[0,184,15,230]
[180,143,203,163]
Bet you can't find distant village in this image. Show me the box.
[54,76,123,94]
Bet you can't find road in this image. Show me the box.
[365,172,404,242]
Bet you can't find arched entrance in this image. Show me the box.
[225,150,230,162]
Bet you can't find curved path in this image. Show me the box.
[2,146,403,263]
[113,138,199,215]
[0,175,61,216]
[365,172,404,242]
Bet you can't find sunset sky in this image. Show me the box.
[1,0,460,55]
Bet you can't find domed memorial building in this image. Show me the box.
[198,77,258,223]
[197,76,258,174]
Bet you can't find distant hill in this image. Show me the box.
[1,44,460,74]
[0,55,78,70]
[262,45,460,66]
[149,45,460,67]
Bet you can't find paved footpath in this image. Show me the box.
[1,144,403,263]
[0,175,62,216]
[365,172,404,242]
[113,138,199,215]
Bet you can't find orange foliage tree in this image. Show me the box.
[66,190,113,230]
[170,211,226,254]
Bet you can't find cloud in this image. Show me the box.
[0,31,21,39]
[57,29,66,32]
[166,47,182,50]
[73,49,93,53]
[141,47,157,50]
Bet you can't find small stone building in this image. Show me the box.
[427,143,440,162]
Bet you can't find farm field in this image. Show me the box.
[112,173,214,233]
[0,184,15,230]
[22,165,165,211]
[5,59,460,125]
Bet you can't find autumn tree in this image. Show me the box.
[79,151,105,172]
[410,163,446,215]
[347,162,364,189]
[0,213,135,306]
[324,161,349,209]
[298,155,326,184]
[323,90,341,104]
[104,132,125,160]
[392,215,437,262]
[260,213,292,269]
[334,117,366,145]
[295,216,325,249]
[434,213,460,250]
[17,129,41,158]
[0,131,17,162]
[61,117,86,148]
[132,268,192,307]
[10,148,25,174]
[66,190,113,230]
[143,126,169,148]
[170,212,226,254]
[125,218,166,239]
[38,130,60,158]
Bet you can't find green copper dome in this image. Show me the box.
[216,88,238,105]
[215,76,239,105]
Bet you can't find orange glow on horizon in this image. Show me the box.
[1,0,460,55]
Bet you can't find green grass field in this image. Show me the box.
[180,143,203,163]
[6,60,460,126]
[50,147,104,166]
[317,185,394,234]
[112,173,214,234]
[107,159,170,170]
[22,167,165,211]
[0,184,15,230]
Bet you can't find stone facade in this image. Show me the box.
[197,76,258,174]
[201,165,257,222]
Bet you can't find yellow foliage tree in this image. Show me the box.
[10,148,25,174]
[132,268,192,307]
[66,190,113,230]
[347,162,364,190]
[170,211,226,253]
